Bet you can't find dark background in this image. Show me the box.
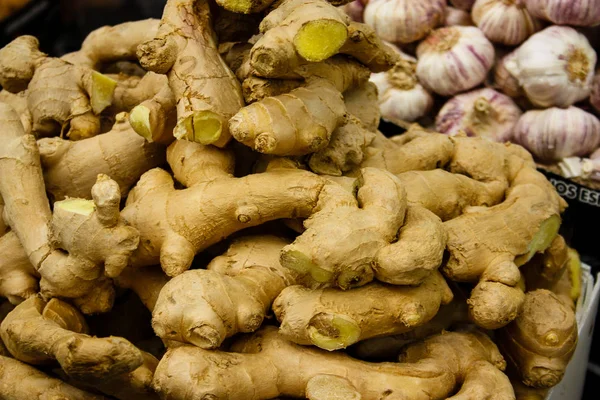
[1,1,599,398]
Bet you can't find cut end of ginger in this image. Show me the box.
[174,112,223,145]
[55,198,96,215]
[294,20,348,62]
[516,214,561,266]
[308,314,361,351]
[129,105,154,142]
[90,71,117,115]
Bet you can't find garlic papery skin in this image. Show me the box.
[513,107,600,163]
[370,59,434,122]
[493,51,523,98]
[591,71,600,114]
[526,0,600,27]
[450,0,475,10]
[435,88,522,142]
[559,157,600,182]
[364,0,447,44]
[444,6,474,26]
[472,0,541,46]
[416,26,495,96]
[505,26,597,108]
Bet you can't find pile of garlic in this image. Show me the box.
[346,0,600,183]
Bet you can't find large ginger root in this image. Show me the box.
[497,289,577,389]
[0,296,143,381]
[0,231,38,304]
[152,326,514,400]
[343,81,380,131]
[38,114,166,201]
[0,90,31,133]
[0,356,107,400]
[152,235,304,348]
[0,105,140,313]
[0,36,117,140]
[273,270,453,351]
[62,19,160,70]
[137,0,244,147]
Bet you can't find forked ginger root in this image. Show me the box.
[0,36,116,140]
[273,270,453,350]
[152,326,515,400]
[38,114,166,201]
[152,235,303,348]
[0,356,106,400]
[137,0,244,147]
[0,296,143,381]
[497,289,577,389]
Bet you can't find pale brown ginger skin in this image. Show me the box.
[152,326,515,400]
[152,235,304,349]
[0,356,107,400]
[497,290,577,389]
[0,296,144,381]
[38,115,166,201]
[137,0,244,147]
[0,231,38,305]
[0,36,116,140]
[273,270,453,350]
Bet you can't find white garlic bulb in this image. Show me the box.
[444,6,474,26]
[526,0,600,27]
[364,0,446,44]
[513,107,600,162]
[505,26,597,108]
[341,0,365,22]
[493,51,523,98]
[416,26,495,96]
[472,0,541,46]
[370,58,434,123]
[591,71,600,114]
[450,0,475,10]
[436,88,522,142]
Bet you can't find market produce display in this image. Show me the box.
[0,0,593,399]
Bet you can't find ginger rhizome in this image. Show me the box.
[0,231,38,305]
[497,289,577,389]
[0,104,139,313]
[0,36,116,140]
[152,326,514,400]
[38,114,166,201]
[152,235,304,348]
[137,0,244,146]
[273,270,453,350]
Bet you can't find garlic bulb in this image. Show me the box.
[370,58,434,123]
[444,6,473,26]
[364,0,446,44]
[472,0,541,46]
[341,0,365,22]
[591,71,600,114]
[449,0,475,10]
[513,107,600,162]
[526,0,600,27]
[436,88,522,142]
[416,26,495,96]
[493,51,523,98]
[505,26,597,108]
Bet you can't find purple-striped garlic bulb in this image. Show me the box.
[505,26,597,108]
[494,51,523,98]
[416,26,495,96]
[472,0,541,46]
[444,6,474,26]
[341,0,365,22]
[526,0,600,27]
[591,71,600,114]
[449,0,475,10]
[436,88,522,142]
[370,57,434,123]
[513,107,600,162]
[364,0,447,44]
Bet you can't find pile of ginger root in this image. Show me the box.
[0,0,584,399]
